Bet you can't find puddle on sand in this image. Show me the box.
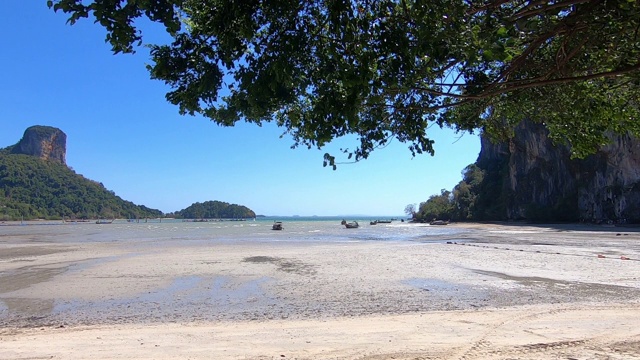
[0,297,55,316]
[129,275,273,304]
[66,252,142,273]
[1,253,142,295]
[47,275,277,323]
[402,278,491,310]
[207,276,272,304]
[243,256,317,275]
[473,269,568,286]
[403,278,471,292]
[0,246,70,261]
[0,266,67,294]
[472,269,639,296]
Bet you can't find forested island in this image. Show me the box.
[0,152,162,220]
[167,201,256,220]
[0,126,256,221]
[0,126,161,220]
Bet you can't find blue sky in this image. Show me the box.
[0,2,480,216]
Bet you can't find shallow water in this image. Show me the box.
[0,217,467,245]
[8,220,638,327]
[0,218,474,326]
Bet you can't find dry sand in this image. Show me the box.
[1,222,639,359]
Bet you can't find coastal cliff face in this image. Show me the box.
[11,126,67,165]
[478,121,640,222]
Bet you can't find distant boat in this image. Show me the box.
[370,219,391,225]
[343,220,359,229]
[96,219,114,224]
[272,221,283,230]
[429,220,449,226]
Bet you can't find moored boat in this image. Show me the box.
[344,221,359,229]
[272,221,283,230]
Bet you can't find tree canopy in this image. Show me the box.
[50,0,640,166]
[0,152,163,220]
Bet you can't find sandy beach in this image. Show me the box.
[1,222,639,359]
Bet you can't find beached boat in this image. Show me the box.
[344,221,359,229]
[272,221,283,230]
[429,220,449,225]
[95,219,114,224]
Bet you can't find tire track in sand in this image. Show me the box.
[448,305,640,360]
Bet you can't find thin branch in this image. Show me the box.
[468,0,513,15]
[486,21,588,92]
[601,79,634,92]
[413,86,479,99]
[552,36,589,75]
[433,59,459,76]
[447,71,465,94]
[484,30,556,91]
[481,62,640,98]
[511,0,593,22]
[401,62,640,109]
[517,0,555,13]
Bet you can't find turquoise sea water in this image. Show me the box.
[0,216,465,244]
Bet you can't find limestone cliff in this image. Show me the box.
[10,126,67,165]
[477,121,640,223]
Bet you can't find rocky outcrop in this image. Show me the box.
[478,121,640,223]
[11,126,67,165]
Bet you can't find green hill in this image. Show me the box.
[174,200,256,219]
[0,152,162,220]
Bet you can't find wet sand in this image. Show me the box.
[1,222,640,359]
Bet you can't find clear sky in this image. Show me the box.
[0,2,480,217]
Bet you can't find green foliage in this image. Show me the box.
[451,164,484,220]
[176,200,256,219]
[49,0,640,166]
[415,159,511,223]
[468,156,510,221]
[48,0,182,54]
[416,189,455,222]
[0,152,162,220]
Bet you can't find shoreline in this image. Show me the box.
[1,222,639,359]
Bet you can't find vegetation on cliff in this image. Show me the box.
[414,163,504,223]
[170,201,256,219]
[413,161,522,223]
[414,160,585,223]
[414,122,640,224]
[0,152,162,220]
